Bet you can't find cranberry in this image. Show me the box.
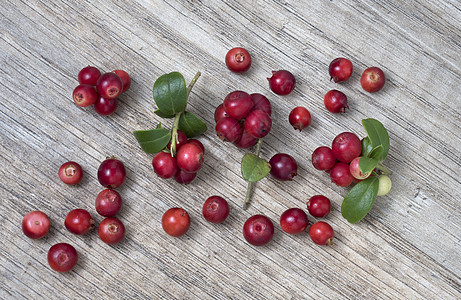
[64,209,95,235]
[328,58,353,83]
[58,161,83,185]
[95,189,122,217]
[250,93,272,116]
[225,47,252,73]
[244,110,272,138]
[22,211,50,239]
[186,139,205,154]
[214,104,228,123]
[280,208,309,234]
[349,157,371,180]
[47,243,78,272]
[360,67,385,93]
[174,169,197,184]
[307,195,331,218]
[312,146,336,171]
[309,221,334,245]
[176,143,204,173]
[330,162,354,187]
[73,84,97,107]
[94,96,118,116]
[267,70,296,95]
[331,132,362,163]
[269,153,297,181]
[202,196,229,224]
[162,207,190,237]
[223,91,254,120]
[243,215,274,246]
[233,128,258,149]
[113,69,131,92]
[166,130,188,151]
[377,175,392,196]
[152,152,178,179]
[215,117,243,142]
[97,158,126,189]
[289,106,311,131]
[98,217,125,244]
[78,66,101,86]
[324,90,348,113]
[96,72,123,99]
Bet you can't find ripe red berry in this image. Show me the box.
[309,221,334,245]
[225,47,252,73]
[22,211,50,239]
[94,96,118,116]
[244,110,272,138]
[330,162,354,187]
[167,130,188,151]
[312,146,336,171]
[186,139,205,154]
[95,189,122,217]
[48,243,78,272]
[331,132,362,163]
[113,70,131,92]
[202,196,229,224]
[324,90,348,113]
[78,66,101,86]
[243,215,274,246]
[174,169,197,184]
[250,93,272,116]
[162,207,190,237]
[267,70,296,95]
[349,157,371,180]
[98,217,125,244]
[214,103,228,123]
[223,91,254,120]
[328,58,353,83]
[58,161,83,185]
[269,153,297,181]
[360,67,385,93]
[97,158,126,189]
[233,128,258,149]
[307,195,331,218]
[280,208,309,234]
[152,152,177,179]
[73,84,98,107]
[64,209,95,235]
[96,72,123,99]
[289,106,311,131]
[176,143,204,173]
[215,117,243,142]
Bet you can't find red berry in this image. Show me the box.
[162,207,190,237]
[267,70,296,95]
[113,70,131,92]
[225,47,252,73]
[328,58,353,83]
[243,215,274,246]
[349,157,371,180]
[244,110,272,138]
[330,162,354,187]
[215,117,243,142]
[312,146,336,171]
[289,106,311,131]
[96,72,123,99]
[250,93,272,116]
[98,217,125,244]
[309,221,334,245]
[331,132,362,163]
[47,243,78,272]
[176,143,204,173]
[64,209,95,235]
[166,130,188,151]
[307,195,331,218]
[360,67,385,93]
[202,196,229,224]
[78,66,101,86]
[95,189,122,217]
[186,139,205,154]
[324,90,348,113]
[58,161,83,185]
[152,152,178,179]
[269,153,297,181]
[73,84,97,107]
[94,96,118,116]
[97,158,126,189]
[174,169,197,184]
[233,128,258,149]
[22,211,50,239]
[223,91,254,120]
[214,104,228,123]
[280,208,309,234]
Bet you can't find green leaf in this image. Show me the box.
[154,109,175,119]
[369,145,384,160]
[133,128,171,154]
[341,177,379,223]
[359,156,378,174]
[362,119,389,161]
[361,137,373,157]
[153,72,187,116]
[241,153,271,182]
[178,111,208,138]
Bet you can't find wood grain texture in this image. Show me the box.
[0,0,460,299]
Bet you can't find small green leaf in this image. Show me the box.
[133,128,171,154]
[359,156,378,174]
[178,111,208,138]
[369,145,384,160]
[341,177,379,223]
[362,119,389,161]
[153,72,187,116]
[361,137,373,157]
[241,153,271,182]
[154,109,175,119]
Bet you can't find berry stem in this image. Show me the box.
[243,138,263,209]
[186,71,201,98]
[377,163,392,175]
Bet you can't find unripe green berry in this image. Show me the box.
[377,175,392,196]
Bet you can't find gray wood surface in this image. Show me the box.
[1,0,460,299]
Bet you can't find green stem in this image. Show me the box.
[243,139,263,209]
[186,71,201,98]
[377,163,392,175]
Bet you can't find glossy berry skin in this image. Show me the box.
[244,110,272,138]
[98,217,125,244]
[95,189,122,217]
[280,208,309,234]
[176,143,204,173]
[312,146,336,171]
[22,211,50,239]
[186,139,205,154]
[233,128,258,149]
[97,158,126,189]
[225,47,252,73]
[331,132,362,163]
[223,91,254,120]
[202,196,229,224]
[73,84,98,107]
[162,208,190,237]
[215,117,243,142]
[152,152,178,179]
[96,72,123,99]
[48,243,78,272]
[65,209,95,235]
[269,153,297,181]
[243,215,274,246]
[78,66,101,86]
[167,130,188,151]
[324,90,348,113]
[268,70,296,95]
[307,195,331,218]
[94,96,118,116]
[330,162,354,187]
[329,58,353,83]
[349,157,371,180]
[309,221,334,245]
[360,67,385,93]
[58,161,83,185]
[214,104,228,123]
[113,70,131,92]
[289,106,311,131]
[250,93,272,116]
[174,169,197,184]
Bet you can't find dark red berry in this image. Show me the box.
[233,127,258,149]
[58,161,83,185]
[269,153,297,181]
[98,217,125,244]
[186,139,205,154]
[48,243,78,272]
[331,132,362,163]
[78,66,101,86]
[162,207,190,237]
[214,103,228,123]
[94,96,118,116]
[215,117,243,142]
[324,90,348,113]
[280,208,309,234]
[289,106,311,131]
[22,211,50,239]
[64,209,95,235]
[223,91,254,120]
[244,110,272,138]
[329,58,353,83]
[202,196,229,224]
[174,169,197,184]
[97,158,126,189]
[166,130,188,151]
[250,93,272,116]
[312,146,336,171]
[96,72,123,99]
[95,189,122,217]
[330,162,354,187]
[243,215,274,246]
[176,143,204,173]
[113,70,131,92]
[225,47,252,73]
[309,221,334,245]
[360,67,385,93]
[152,152,178,179]
[307,195,331,218]
[73,84,98,107]
[267,70,296,95]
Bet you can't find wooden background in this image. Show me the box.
[1,0,460,299]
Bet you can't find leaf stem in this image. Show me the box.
[243,139,263,209]
[377,163,392,175]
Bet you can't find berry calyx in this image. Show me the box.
[331,132,362,163]
[243,215,274,246]
[98,217,125,244]
[244,110,272,138]
[289,106,311,131]
[225,47,252,73]
[307,195,331,218]
[223,91,254,120]
[202,196,229,224]
[96,72,123,99]
[324,90,348,113]
[97,158,126,189]
[330,162,354,187]
[58,161,83,185]
[328,58,353,83]
[95,189,122,217]
[269,153,297,181]
[267,70,296,95]
[280,208,309,234]
[47,243,78,272]
[22,211,50,239]
[309,221,334,245]
[162,207,190,237]
[78,66,101,86]
[312,146,336,171]
[152,152,178,179]
[360,67,385,93]
[176,143,204,173]
[73,84,97,107]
